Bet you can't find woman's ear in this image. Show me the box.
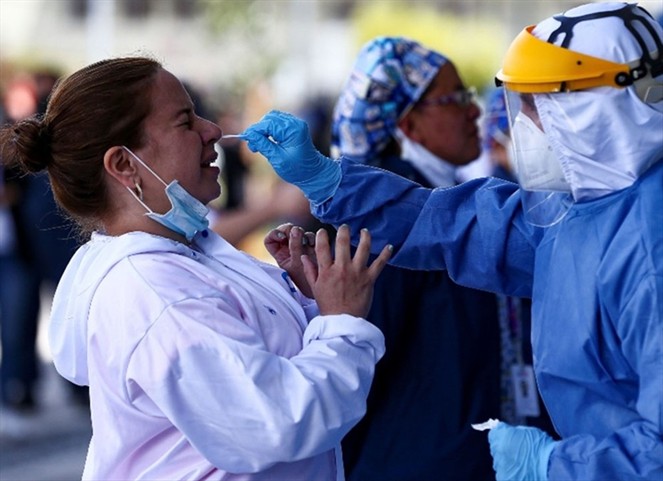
[103,146,138,188]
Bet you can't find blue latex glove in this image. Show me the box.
[242,110,341,205]
[488,423,558,481]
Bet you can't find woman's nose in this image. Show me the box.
[200,117,222,144]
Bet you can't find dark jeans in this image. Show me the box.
[0,253,41,407]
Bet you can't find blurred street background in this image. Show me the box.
[0,291,90,481]
[11,0,661,129]
[0,363,91,481]
[1,1,662,479]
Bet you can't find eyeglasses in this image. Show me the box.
[417,86,478,108]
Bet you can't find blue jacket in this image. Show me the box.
[341,155,501,481]
[315,158,663,481]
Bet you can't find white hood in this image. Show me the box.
[533,2,663,201]
[48,232,183,386]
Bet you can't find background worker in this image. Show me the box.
[330,35,502,481]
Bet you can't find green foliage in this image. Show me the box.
[201,0,262,36]
[352,1,509,92]
[200,0,282,90]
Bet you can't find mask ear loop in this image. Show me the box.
[126,183,155,214]
[122,146,163,215]
[122,146,169,188]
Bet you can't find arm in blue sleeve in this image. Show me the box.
[314,159,543,297]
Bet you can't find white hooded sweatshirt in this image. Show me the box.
[49,229,384,481]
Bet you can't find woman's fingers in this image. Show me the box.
[351,227,392,280]
[367,243,393,280]
[264,223,292,246]
[352,228,371,268]
[314,228,333,269]
[264,225,290,260]
[303,231,316,248]
[333,224,351,265]
[288,226,305,261]
[301,254,318,289]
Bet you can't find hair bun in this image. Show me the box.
[1,117,53,173]
[37,123,52,147]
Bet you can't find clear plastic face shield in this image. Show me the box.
[503,90,573,227]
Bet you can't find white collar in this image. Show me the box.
[395,128,457,187]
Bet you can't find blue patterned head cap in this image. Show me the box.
[482,87,510,150]
[331,36,448,162]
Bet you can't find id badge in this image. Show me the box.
[511,364,540,417]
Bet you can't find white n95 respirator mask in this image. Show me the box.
[511,112,570,193]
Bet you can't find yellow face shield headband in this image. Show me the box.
[495,26,633,94]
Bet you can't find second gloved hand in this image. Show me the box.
[488,423,558,481]
[242,110,341,204]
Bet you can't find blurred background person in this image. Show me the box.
[330,36,502,481]
[0,69,82,412]
[1,74,41,411]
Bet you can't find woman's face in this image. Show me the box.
[401,62,481,166]
[133,69,222,210]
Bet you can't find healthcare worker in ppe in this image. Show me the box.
[241,2,663,480]
[0,56,393,480]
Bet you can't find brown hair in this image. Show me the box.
[0,56,161,232]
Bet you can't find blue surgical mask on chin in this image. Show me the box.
[123,147,209,242]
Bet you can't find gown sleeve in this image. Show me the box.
[314,159,544,297]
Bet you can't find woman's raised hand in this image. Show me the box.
[302,225,392,318]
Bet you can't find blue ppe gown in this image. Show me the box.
[313,158,663,481]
